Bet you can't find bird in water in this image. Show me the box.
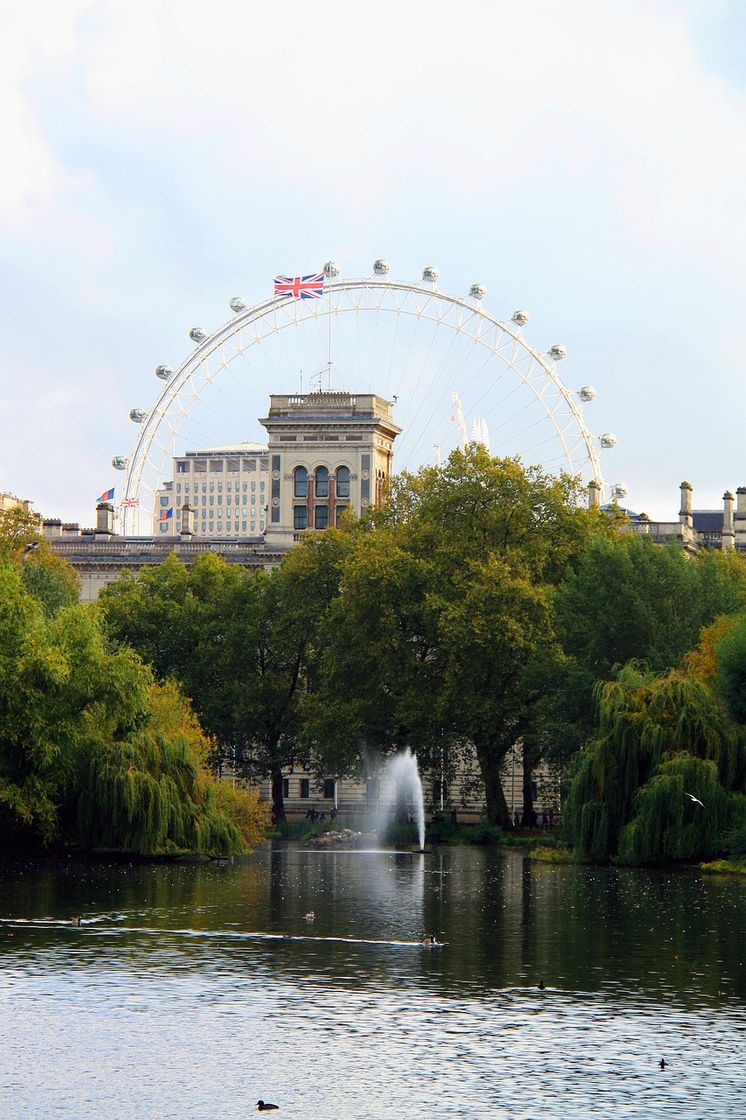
[538,980,546,990]
[421,933,437,946]
[257,1101,279,1112]
[72,917,82,927]
[659,1059,667,1070]
[304,911,315,922]
[684,793,704,808]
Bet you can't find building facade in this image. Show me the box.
[260,391,400,547]
[151,442,270,538]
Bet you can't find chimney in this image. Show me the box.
[722,491,735,552]
[42,518,62,538]
[735,487,746,550]
[180,503,194,538]
[96,502,114,536]
[587,479,601,510]
[678,481,694,545]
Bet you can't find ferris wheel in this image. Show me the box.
[114,261,620,535]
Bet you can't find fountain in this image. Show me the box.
[377,748,426,851]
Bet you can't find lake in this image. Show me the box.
[0,844,743,1119]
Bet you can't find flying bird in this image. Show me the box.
[684,793,704,808]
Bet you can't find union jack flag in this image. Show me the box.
[273,273,325,300]
[120,497,139,508]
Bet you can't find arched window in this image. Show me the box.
[336,466,350,499]
[315,466,329,498]
[294,466,308,498]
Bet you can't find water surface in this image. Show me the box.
[0,845,743,1119]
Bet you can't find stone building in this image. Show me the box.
[260,391,400,547]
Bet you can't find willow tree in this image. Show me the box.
[567,662,745,863]
[0,559,265,855]
[76,680,268,855]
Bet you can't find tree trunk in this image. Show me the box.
[271,768,286,824]
[522,741,539,828]
[477,744,512,828]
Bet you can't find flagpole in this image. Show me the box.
[327,284,332,390]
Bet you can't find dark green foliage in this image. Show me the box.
[713,613,746,724]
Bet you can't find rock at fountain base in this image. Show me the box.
[306,829,375,850]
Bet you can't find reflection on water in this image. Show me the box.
[0,845,743,1119]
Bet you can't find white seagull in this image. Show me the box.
[684,793,705,808]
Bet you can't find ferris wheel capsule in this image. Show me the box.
[373,259,390,275]
[189,327,207,343]
[129,408,146,423]
[549,344,567,361]
[155,364,173,380]
[511,310,529,327]
[112,456,128,470]
[229,297,246,313]
[578,385,596,402]
[611,483,628,500]
[600,433,617,449]
[422,266,439,283]
[469,284,487,299]
[323,261,340,277]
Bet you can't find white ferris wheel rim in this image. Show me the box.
[120,275,603,534]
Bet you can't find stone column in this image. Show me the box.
[734,487,746,550]
[180,503,194,538]
[587,479,601,510]
[722,491,735,552]
[95,502,114,536]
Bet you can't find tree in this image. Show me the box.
[100,539,353,822]
[0,559,262,855]
[566,660,746,864]
[307,447,605,827]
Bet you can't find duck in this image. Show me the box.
[421,933,437,946]
[304,911,315,922]
[257,1101,279,1112]
[659,1059,667,1070]
[72,917,83,927]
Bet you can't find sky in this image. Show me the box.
[1,0,746,527]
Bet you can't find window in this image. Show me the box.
[335,504,348,525]
[282,778,290,799]
[336,466,350,498]
[185,483,190,493]
[300,779,310,799]
[323,779,335,800]
[294,466,308,498]
[314,466,329,498]
[294,506,308,530]
[209,459,224,473]
[250,521,255,531]
[209,497,214,506]
[160,496,169,506]
[218,482,223,492]
[217,495,223,505]
[242,521,247,530]
[176,483,181,493]
[260,459,269,472]
[159,524,168,533]
[201,523,206,533]
[210,482,214,492]
[202,483,207,493]
[244,458,257,472]
[260,480,266,491]
[314,504,329,529]
[176,461,190,473]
